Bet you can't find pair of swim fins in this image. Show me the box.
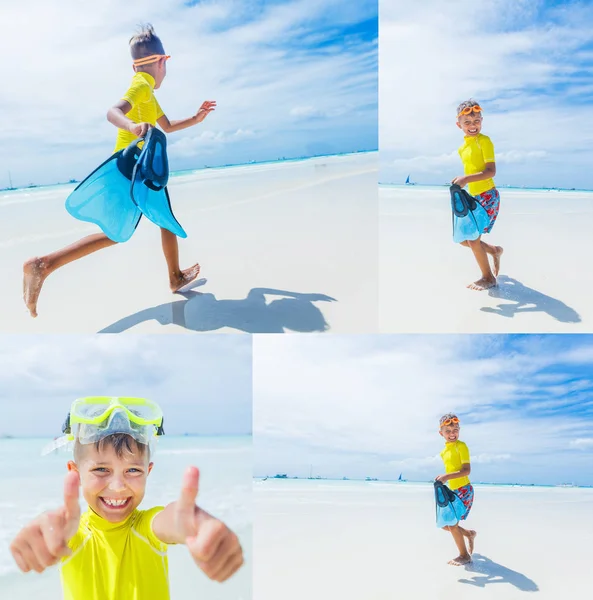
[434,480,466,528]
[450,183,490,243]
[65,128,187,243]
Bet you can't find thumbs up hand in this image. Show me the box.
[164,466,244,582]
[10,471,81,573]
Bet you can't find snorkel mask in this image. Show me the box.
[43,397,165,455]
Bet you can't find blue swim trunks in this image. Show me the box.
[475,188,500,234]
[456,483,474,520]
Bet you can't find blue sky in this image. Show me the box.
[254,334,593,486]
[0,0,377,188]
[380,0,593,189]
[0,335,252,436]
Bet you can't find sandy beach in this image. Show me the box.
[0,153,378,334]
[380,185,593,333]
[254,479,592,600]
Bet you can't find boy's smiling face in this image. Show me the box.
[68,440,153,523]
[439,424,460,442]
[457,113,482,137]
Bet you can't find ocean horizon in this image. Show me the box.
[1,150,377,194]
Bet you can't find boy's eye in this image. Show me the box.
[93,467,109,473]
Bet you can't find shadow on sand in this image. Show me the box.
[98,283,336,333]
[481,275,581,324]
[458,554,539,592]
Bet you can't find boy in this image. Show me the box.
[23,24,216,317]
[453,99,504,291]
[436,413,476,566]
[9,397,244,599]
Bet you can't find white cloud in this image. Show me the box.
[379,0,593,188]
[570,438,593,449]
[0,0,377,187]
[0,335,252,436]
[254,335,593,484]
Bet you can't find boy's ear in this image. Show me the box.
[438,429,443,437]
[456,121,462,130]
[148,462,154,475]
[67,460,79,473]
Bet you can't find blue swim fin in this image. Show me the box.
[65,142,142,243]
[450,184,490,243]
[130,128,187,238]
[434,481,466,528]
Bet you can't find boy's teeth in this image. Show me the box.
[103,498,128,507]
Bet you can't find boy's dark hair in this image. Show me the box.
[74,433,150,462]
[129,23,165,60]
[456,98,481,116]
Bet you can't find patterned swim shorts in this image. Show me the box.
[455,484,474,520]
[475,188,500,233]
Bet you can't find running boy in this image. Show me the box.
[9,397,243,599]
[436,413,476,566]
[453,100,504,291]
[23,24,216,317]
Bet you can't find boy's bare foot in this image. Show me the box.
[467,530,477,554]
[448,554,472,566]
[492,246,504,276]
[171,263,201,293]
[467,276,496,291]
[23,258,48,318]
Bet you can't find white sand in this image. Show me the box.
[255,480,593,600]
[380,186,593,332]
[0,153,378,334]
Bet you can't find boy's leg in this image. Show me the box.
[461,239,503,275]
[457,525,477,554]
[23,233,117,318]
[466,237,497,290]
[160,228,201,292]
[442,524,471,565]
[479,240,504,277]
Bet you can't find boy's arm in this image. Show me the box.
[107,101,152,137]
[152,466,243,582]
[9,472,81,573]
[453,163,496,187]
[436,462,471,482]
[157,100,217,133]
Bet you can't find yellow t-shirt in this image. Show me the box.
[440,440,471,491]
[114,72,165,153]
[60,507,169,600]
[458,133,496,196]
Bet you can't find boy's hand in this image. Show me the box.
[452,175,469,187]
[435,474,449,483]
[129,122,153,137]
[9,471,81,573]
[174,466,243,582]
[194,101,217,123]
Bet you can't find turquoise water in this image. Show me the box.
[253,477,591,489]
[379,182,593,194]
[0,151,374,199]
[0,436,252,597]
